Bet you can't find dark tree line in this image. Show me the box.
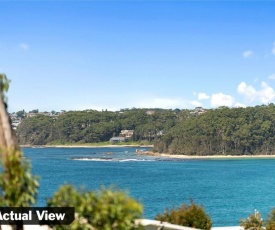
[18,105,275,155]
[17,109,178,145]
[154,104,275,155]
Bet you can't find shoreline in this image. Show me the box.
[159,153,275,159]
[19,144,154,148]
[135,150,275,159]
[19,145,275,159]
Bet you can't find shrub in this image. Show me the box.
[47,185,143,230]
[266,209,275,230]
[155,200,212,230]
[0,150,39,207]
[240,209,265,230]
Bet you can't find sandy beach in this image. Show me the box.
[136,149,275,159]
[159,153,275,159]
[19,145,275,159]
[19,144,154,148]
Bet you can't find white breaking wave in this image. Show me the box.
[73,158,113,162]
[71,157,156,162]
[119,159,155,162]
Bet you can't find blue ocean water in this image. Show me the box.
[22,147,275,227]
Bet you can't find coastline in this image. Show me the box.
[136,150,275,159]
[19,144,154,148]
[19,145,275,159]
[159,153,275,159]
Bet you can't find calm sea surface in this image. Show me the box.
[22,147,275,227]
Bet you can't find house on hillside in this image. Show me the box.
[11,120,21,130]
[110,130,135,143]
[190,107,207,116]
[157,130,164,136]
[26,113,38,118]
[146,110,155,115]
[120,130,134,138]
[9,113,18,120]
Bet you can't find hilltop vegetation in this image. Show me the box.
[17,104,275,155]
[154,104,275,155]
[17,108,179,145]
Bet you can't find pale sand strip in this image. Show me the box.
[19,145,275,159]
[20,145,153,148]
[160,153,275,159]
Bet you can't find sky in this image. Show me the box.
[1,1,275,112]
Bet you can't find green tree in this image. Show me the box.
[266,209,275,230]
[0,151,39,207]
[240,209,265,230]
[0,74,39,207]
[0,74,39,230]
[29,109,39,113]
[155,200,212,230]
[16,110,26,118]
[47,185,143,230]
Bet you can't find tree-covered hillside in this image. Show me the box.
[17,105,275,155]
[154,104,275,155]
[17,109,180,145]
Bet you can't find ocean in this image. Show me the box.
[22,147,275,227]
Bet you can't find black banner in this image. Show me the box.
[0,207,74,225]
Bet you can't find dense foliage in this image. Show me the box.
[18,104,275,155]
[154,104,275,155]
[17,109,179,145]
[155,200,212,230]
[0,74,39,208]
[240,210,265,230]
[266,209,275,230]
[0,150,39,207]
[0,75,39,230]
[240,209,275,230]
[47,185,143,230]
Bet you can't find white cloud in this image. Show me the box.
[191,100,203,107]
[237,82,257,102]
[211,93,235,107]
[237,81,275,104]
[234,102,246,108]
[72,104,120,112]
[134,97,203,109]
[198,92,210,100]
[242,50,253,58]
[260,82,275,103]
[19,43,29,51]
[268,74,275,80]
[135,97,183,109]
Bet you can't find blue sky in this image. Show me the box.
[1,1,275,112]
